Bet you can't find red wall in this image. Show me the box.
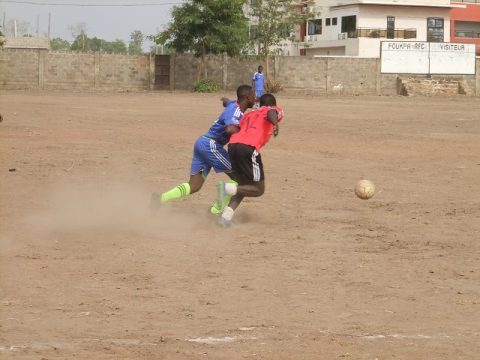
[450,3,480,54]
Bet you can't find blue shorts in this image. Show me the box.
[255,89,264,99]
[191,136,232,178]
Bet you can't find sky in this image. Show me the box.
[0,0,185,49]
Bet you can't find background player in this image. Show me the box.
[151,85,255,212]
[217,93,284,226]
[252,65,267,108]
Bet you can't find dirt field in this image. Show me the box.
[1,90,479,359]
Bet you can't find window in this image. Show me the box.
[326,18,331,26]
[427,17,444,42]
[454,20,480,39]
[341,15,356,34]
[308,19,322,35]
[332,18,338,26]
[387,16,395,39]
[249,25,258,39]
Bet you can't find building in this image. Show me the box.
[450,1,480,55]
[298,0,465,57]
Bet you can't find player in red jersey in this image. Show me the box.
[216,93,284,226]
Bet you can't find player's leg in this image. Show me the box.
[210,172,238,215]
[154,172,205,204]
[218,144,265,225]
[227,181,264,210]
[204,139,238,214]
[254,89,262,108]
[151,138,210,206]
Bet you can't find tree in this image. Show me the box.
[70,31,90,51]
[69,22,89,51]
[0,27,5,48]
[87,37,127,53]
[248,0,314,79]
[50,37,71,51]
[129,30,144,55]
[102,39,127,53]
[154,0,249,79]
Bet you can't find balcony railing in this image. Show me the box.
[348,28,417,39]
[455,30,480,38]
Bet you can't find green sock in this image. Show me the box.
[210,180,237,214]
[161,183,191,203]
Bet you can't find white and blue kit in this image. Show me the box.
[252,71,265,98]
[191,101,243,178]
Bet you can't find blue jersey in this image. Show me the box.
[204,101,243,146]
[252,72,265,92]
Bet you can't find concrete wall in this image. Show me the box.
[1,49,479,96]
[0,49,153,90]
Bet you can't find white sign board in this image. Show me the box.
[381,42,429,74]
[381,41,476,75]
[429,43,476,75]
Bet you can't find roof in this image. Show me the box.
[331,0,465,9]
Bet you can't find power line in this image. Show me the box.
[1,0,184,6]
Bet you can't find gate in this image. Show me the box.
[154,55,170,89]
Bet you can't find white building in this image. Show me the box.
[298,0,465,57]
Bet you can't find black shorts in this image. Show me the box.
[228,143,264,184]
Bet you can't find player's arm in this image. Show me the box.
[221,97,233,107]
[225,124,240,135]
[267,109,279,137]
[225,108,242,135]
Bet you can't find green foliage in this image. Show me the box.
[71,33,127,53]
[154,0,249,78]
[70,31,90,51]
[50,37,71,51]
[193,79,219,93]
[129,30,144,55]
[91,38,127,53]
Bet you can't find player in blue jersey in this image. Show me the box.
[252,65,267,107]
[151,85,255,212]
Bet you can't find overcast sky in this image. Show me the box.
[0,0,185,49]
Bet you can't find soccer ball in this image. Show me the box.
[355,180,375,200]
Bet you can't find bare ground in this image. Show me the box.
[0,91,479,359]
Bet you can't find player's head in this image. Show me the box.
[237,84,255,107]
[259,93,276,107]
[258,65,263,73]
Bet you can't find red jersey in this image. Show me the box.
[229,106,284,151]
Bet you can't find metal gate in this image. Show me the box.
[154,55,170,89]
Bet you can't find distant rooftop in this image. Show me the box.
[331,0,465,8]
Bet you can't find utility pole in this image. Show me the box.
[47,13,51,39]
[2,12,5,32]
[36,15,39,36]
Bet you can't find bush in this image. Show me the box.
[267,80,283,94]
[193,79,219,93]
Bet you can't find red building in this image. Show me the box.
[450,1,480,55]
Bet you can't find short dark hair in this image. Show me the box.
[237,84,253,100]
[259,93,276,107]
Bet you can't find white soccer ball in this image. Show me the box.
[355,179,375,200]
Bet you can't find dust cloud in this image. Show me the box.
[26,183,201,237]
